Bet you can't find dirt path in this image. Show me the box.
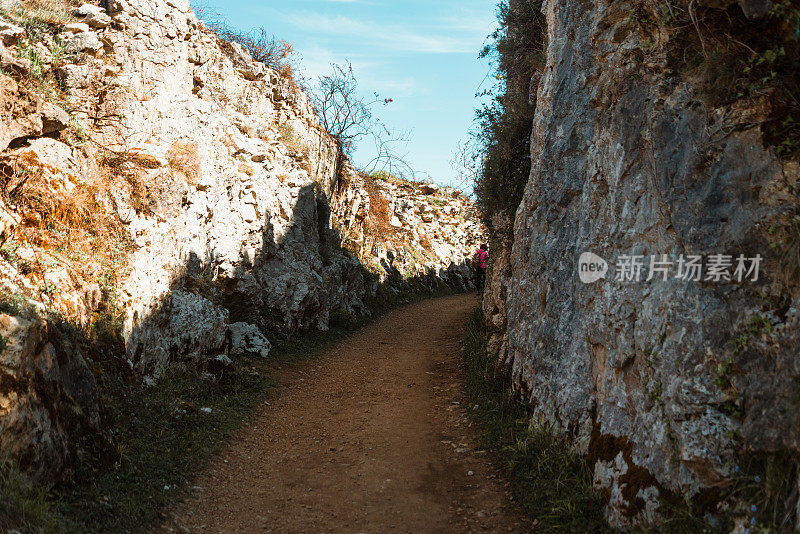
[163,294,530,533]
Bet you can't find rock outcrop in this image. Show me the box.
[0,75,69,152]
[332,167,485,290]
[485,0,800,527]
[0,0,482,484]
[0,313,101,485]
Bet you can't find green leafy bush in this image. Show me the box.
[471,0,546,233]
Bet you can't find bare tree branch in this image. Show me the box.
[311,62,414,181]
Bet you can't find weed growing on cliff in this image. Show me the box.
[657,0,800,159]
[725,450,800,531]
[0,0,76,110]
[0,0,74,36]
[461,307,611,531]
[166,139,202,185]
[467,0,546,232]
[0,292,28,316]
[363,173,396,244]
[192,3,297,81]
[277,122,305,155]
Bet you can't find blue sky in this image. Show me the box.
[192,0,499,191]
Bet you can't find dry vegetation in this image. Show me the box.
[0,146,134,324]
[0,0,76,26]
[167,140,202,184]
[193,3,298,84]
[362,173,396,244]
[0,0,79,106]
[277,122,306,156]
[419,234,433,253]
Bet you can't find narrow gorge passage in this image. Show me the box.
[163,294,529,533]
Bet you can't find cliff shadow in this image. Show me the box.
[120,180,478,377]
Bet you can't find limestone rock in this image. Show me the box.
[84,11,112,29]
[55,63,93,89]
[0,198,20,244]
[330,166,485,289]
[65,31,102,54]
[0,75,45,151]
[489,0,800,527]
[40,102,70,134]
[229,322,271,358]
[0,43,30,75]
[63,22,91,34]
[419,183,439,194]
[0,314,101,485]
[0,20,24,46]
[74,3,105,17]
[106,0,128,13]
[0,85,68,149]
[125,291,230,376]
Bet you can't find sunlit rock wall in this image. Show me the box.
[0,0,482,483]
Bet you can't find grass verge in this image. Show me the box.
[461,306,612,532]
[53,363,272,533]
[0,461,63,533]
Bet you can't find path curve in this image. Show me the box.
[163,294,529,533]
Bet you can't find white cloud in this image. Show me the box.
[369,77,417,98]
[443,11,497,35]
[294,43,378,80]
[286,12,478,54]
[295,45,417,100]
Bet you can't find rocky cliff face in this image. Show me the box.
[0,0,482,484]
[487,0,800,527]
[332,167,484,290]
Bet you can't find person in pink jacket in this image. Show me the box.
[474,244,488,290]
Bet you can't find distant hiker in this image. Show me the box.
[474,244,488,291]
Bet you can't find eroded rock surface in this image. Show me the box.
[487,0,800,527]
[331,167,485,290]
[0,314,101,486]
[0,0,483,484]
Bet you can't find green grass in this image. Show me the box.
[725,451,800,532]
[0,461,63,533]
[53,363,273,533]
[461,307,612,533]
